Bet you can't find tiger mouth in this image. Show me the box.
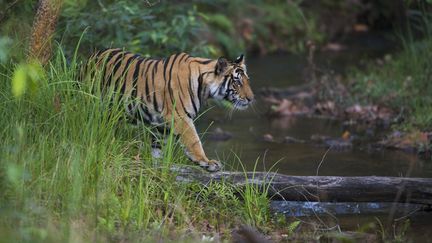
[233,100,250,110]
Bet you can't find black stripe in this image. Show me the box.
[143,60,153,102]
[177,53,187,63]
[168,54,181,105]
[174,105,182,119]
[127,103,134,113]
[131,58,145,98]
[191,59,213,65]
[118,54,136,76]
[197,72,203,108]
[92,49,103,57]
[188,85,198,115]
[162,56,171,83]
[162,56,173,111]
[105,52,125,88]
[152,60,160,112]
[188,66,198,114]
[219,75,229,96]
[96,48,118,60]
[168,54,181,82]
[155,125,170,135]
[179,96,193,119]
[109,52,128,81]
[151,136,162,148]
[119,54,139,94]
[178,73,186,96]
[137,102,152,122]
[100,49,122,84]
[196,71,213,106]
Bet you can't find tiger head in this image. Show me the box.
[210,54,255,110]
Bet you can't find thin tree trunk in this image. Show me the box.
[28,0,63,65]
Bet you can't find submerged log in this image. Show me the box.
[173,166,432,206]
[270,201,428,217]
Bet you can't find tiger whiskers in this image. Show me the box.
[249,102,259,117]
[228,101,237,119]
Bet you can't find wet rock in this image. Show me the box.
[269,99,311,117]
[283,136,306,144]
[311,134,353,150]
[314,100,339,116]
[320,231,377,243]
[207,127,232,141]
[232,225,272,243]
[262,133,275,142]
[377,131,430,153]
[324,139,353,150]
[344,104,394,124]
[341,130,351,140]
[311,134,328,142]
[259,85,314,100]
[353,23,369,32]
[322,42,347,52]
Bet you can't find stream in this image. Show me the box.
[196,33,432,240]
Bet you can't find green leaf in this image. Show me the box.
[27,61,45,93]
[11,61,45,98]
[287,220,300,234]
[11,65,27,98]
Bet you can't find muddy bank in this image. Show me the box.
[259,83,431,157]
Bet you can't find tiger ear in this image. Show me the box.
[215,57,228,75]
[235,54,245,65]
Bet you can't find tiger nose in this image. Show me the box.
[246,96,255,103]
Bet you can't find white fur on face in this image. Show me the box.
[209,81,224,99]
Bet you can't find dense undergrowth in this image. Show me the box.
[0,0,420,60]
[350,11,432,131]
[0,49,272,242]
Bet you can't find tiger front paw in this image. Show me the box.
[198,159,222,172]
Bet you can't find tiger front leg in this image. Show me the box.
[171,115,222,172]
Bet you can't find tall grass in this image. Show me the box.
[0,47,272,242]
[350,10,432,130]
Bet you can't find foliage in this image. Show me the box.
[1,0,424,59]
[0,0,35,61]
[250,1,322,53]
[59,1,216,58]
[58,0,322,57]
[0,37,12,63]
[197,0,322,55]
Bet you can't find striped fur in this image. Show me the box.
[86,48,254,171]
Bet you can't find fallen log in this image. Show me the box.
[173,166,432,206]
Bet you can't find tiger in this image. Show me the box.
[86,48,255,172]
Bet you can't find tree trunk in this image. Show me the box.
[173,166,432,206]
[28,0,63,65]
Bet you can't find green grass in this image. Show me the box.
[350,11,432,130]
[0,48,272,242]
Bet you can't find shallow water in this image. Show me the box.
[196,35,432,237]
